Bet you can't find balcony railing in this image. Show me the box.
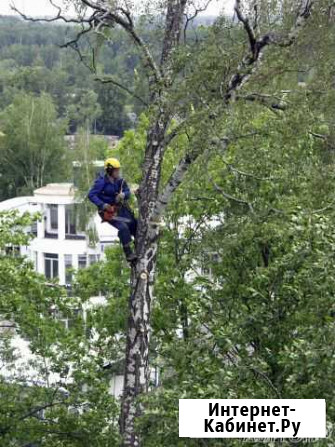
[45,231,58,239]
[65,234,86,240]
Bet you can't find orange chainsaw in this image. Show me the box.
[98,179,131,224]
[98,204,118,222]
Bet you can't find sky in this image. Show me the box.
[0,0,235,18]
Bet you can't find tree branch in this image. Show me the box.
[161,0,188,67]
[236,92,287,111]
[222,160,274,181]
[94,77,149,106]
[152,152,197,220]
[209,174,254,213]
[225,0,315,102]
[234,0,257,54]
[153,137,230,219]
[10,2,92,24]
[13,0,161,86]
[157,0,315,213]
[183,0,213,43]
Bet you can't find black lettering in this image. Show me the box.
[205,418,214,432]
[268,421,276,432]
[258,422,267,432]
[292,422,301,437]
[282,406,290,416]
[272,406,280,416]
[209,403,218,417]
[282,419,290,431]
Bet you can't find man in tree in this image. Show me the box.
[88,157,138,262]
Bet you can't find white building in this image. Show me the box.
[0,183,126,398]
[0,182,119,286]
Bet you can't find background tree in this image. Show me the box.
[0,92,68,199]
[0,211,120,446]
[0,15,148,137]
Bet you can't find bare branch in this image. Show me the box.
[234,0,257,53]
[309,131,327,140]
[183,0,213,43]
[94,76,149,106]
[12,0,161,86]
[10,1,91,24]
[60,22,95,48]
[225,0,315,102]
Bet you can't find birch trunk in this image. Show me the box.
[120,116,168,446]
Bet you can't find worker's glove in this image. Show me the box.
[103,203,113,211]
[116,193,125,203]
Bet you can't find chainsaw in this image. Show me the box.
[98,179,131,224]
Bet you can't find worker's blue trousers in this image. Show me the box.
[109,207,137,247]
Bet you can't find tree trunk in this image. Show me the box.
[119,235,158,446]
[120,116,168,446]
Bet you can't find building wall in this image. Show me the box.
[0,184,119,286]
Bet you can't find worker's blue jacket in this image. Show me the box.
[87,173,131,210]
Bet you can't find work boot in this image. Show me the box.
[123,244,137,263]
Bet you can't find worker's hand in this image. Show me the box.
[103,203,113,211]
[116,193,125,203]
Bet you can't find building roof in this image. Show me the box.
[72,160,104,168]
[34,183,76,197]
[0,196,36,212]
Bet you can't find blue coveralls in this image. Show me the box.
[88,173,137,247]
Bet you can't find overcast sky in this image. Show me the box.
[1,0,235,18]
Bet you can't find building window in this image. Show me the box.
[101,243,112,253]
[201,252,220,278]
[49,205,58,231]
[31,222,38,236]
[44,253,59,279]
[53,308,82,330]
[65,206,76,235]
[5,246,20,257]
[65,255,73,285]
[65,205,85,236]
[78,255,87,269]
[89,254,100,265]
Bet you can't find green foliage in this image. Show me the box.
[0,92,68,199]
[0,212,120,446]
[0,16,145,138]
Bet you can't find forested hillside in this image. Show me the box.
[0,16,142,135]
[0,16,149,199]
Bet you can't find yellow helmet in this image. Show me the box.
[104,157,121,170]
